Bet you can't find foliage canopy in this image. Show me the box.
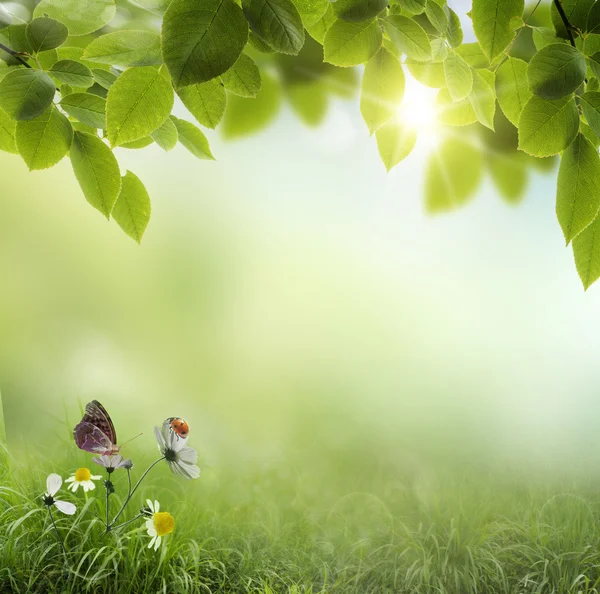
[2,0,600,288]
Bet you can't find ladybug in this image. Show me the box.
[167,417,189,439]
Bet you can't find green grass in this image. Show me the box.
[3,439,600,593]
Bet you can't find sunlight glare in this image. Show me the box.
[397,76,441,150]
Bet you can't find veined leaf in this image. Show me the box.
[178,79,226,129]
[221,53,261,98]
[443,53,472,101]
[323,19,382,67]
[92,69,118,90]
[581,91,600,138]
[296,0,329,27]
[0,107,16,153]
[532,26,566,50]
[398,0,426,15]
[551,0,594,36]
[573,215,600,289]
[468,69,495,130]
[0,69,55,120]
[305,4,336,44]
[360,47,404,134]
[424,0,447,33]
[455,42,489,68]
[496,56,532,127]
[556,133,600,243]
[33,0,116,36]
[112,170,151,243]
[83,31,162,67]
[171,116,215,159]
[244,0,305,54]
[49,60,94,87]
[527,43,586,99]
[332,0,387,23]
[162,0,248,87]
[106,66,174,146]
[446,7,463,48]
[426,137,483,212]
[60,93,106,129]
[518,95,579,157]
[26,17,68,53]
[472,0,524,60]
[436,88,477,127]
[15,105,73,170]
[381,15,432,62]
[375,119,416,171]
[151,117,178,151]
[406,59,446,87]
[70,131,121,217]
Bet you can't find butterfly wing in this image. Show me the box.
[73,400,118,454]
[83,400,117,445]
[74,421,114,453]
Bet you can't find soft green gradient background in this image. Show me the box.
[1,90,600,495]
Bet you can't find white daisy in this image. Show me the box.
[154,424,200,480]
[144,499,174,551]
[42,474,76,515]
[92,454,133,473]
[65,468,102,493]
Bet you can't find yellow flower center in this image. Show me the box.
[75,468,91,482]
[153,512,175,537]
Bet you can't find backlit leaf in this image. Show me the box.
[26,17,68,53]
[496,56,532,126]
[178,79,226,129]
[472,0,524,60]
[60,93,106,129]
[443,52,472,101]
[0,69,55,121]
[375,119,416,171]
[171,116,215,159]
[83,31,162,67]
[49,60,94,87]
[323,19,382,67]
[33,0,116,36]
[573,215,600,289]
[112,170,151,243]
[244,0,305,54]
[221,53,261,97]
[151,116,178,151]
[527,43,586,99]
[381,15,432,62]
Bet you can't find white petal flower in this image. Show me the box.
[143,499,174,552]
[46,473,62,497]
[54,500,77,515]
[65,468,102,493]
[154,425,200,480]
[43,474,77,516]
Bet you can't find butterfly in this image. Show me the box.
[73,400,120,455]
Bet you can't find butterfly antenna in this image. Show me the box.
[119,432,143,449]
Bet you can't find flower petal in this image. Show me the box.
[148,536,156,549]
[154,536,161,551]
[54,500,76,515]
[146,499,154,512]
[154,500,160,513]
[46,473,62,496]
[154,426,166,451]
[65,476,75,483]
[178,447,198,464]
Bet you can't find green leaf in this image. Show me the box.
[360,47,404,134]
[426,137,483,212]
[221,53,261,97]
[496,56,532,127]
[92,69,118,90]
[588,1,600,34]
[424,0,448,33]
[120,136,153,149]
[446,7,463,48]
[244,0,305,54]
[588,51,600,79]
[532,26,566,51]
[60,93,106,128]
[324,18,382,66]
[70,131,121,217]
[436,88,477,126]
[332,0,387,23]
[406,59,445,87]
[15,105,72,170]
[0,107,17,153]
[222,71,281,138]
[287,81,327,126]
[49,60,94,87]
[112,170,151,243]
[305,4,336,44]
[468,69,495,130]
[33,0,116,36]
[556,132,600,243]
[151,116,178,151]
[518,95,579,157]
[83,30,162,67]
[178,79,226,129]
[381,15,432,62]
[171,116,214,159]
[296,0,329,27]
[487,152,527,204]
[443,53,472,101]
[527,43,586,100]
[581,91,600,137]
[0,69,55,121]
[106,66,174,146]
[162,0,248,88]
[472,0,524,60]
[375,119,416,171]
[551,0,593,35]
[573,215,600,289]
[26,17,68,53]
[398,0,426,16]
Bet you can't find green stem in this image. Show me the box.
[0,43,31,68]
[48,506,68,559]
[105,470,110,530]
[111,513,144,531]
[109,457,164,528]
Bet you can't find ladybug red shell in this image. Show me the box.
[167,417,189,439]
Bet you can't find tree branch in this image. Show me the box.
[0,43,31,68]
[553,0,577,47]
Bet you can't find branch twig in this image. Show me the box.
[0,43,31,68]
[553,0,577,47]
